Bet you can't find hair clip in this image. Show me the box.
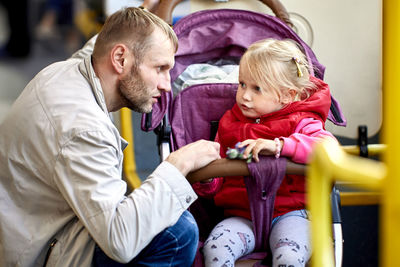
[292,57,303,77]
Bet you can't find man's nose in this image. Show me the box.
[158,73,171,92]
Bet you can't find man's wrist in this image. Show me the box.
[165,155,190,176]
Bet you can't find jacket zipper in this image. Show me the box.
[43,238,58,267]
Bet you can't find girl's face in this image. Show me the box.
[236,62,284,119]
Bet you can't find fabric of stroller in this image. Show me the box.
[141,8,346,135]
[140,8,346,266]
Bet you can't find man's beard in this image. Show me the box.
[119,66,154,113]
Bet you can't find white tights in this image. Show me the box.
[202,210,311,267]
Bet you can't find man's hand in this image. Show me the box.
[166,140,221,176]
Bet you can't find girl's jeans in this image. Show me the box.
[93,210,199,267]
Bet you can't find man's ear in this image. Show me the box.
[110,44,130,74]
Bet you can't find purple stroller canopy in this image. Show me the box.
[142,9,346,132]
[171,9,325,82]
[171,83,237,150]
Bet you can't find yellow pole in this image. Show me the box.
[307,151,334,267]
[382,0,400,265]
[120,108,142,190]
[308,139,386,267]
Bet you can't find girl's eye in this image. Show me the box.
[255,86,261,92]
[240,82,246,88]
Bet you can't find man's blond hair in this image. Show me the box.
[93,7,178,66]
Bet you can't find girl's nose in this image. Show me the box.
[242,90,252,101]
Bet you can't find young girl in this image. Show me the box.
[194,38,337,267]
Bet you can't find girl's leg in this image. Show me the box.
[269,210,311,267]
[203,217,255,267]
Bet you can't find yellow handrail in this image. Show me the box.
[120,107,142,190]
[342,144,386,156]
[382,0,400,265]
[309,1,400,265]
[307,139,387,267]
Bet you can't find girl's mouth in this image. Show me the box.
[241,104,250,111]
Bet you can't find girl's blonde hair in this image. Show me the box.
[93,7,178,66]
[240,38,317,103]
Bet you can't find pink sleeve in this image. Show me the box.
[192,177,224,198]
[280,118,337,164]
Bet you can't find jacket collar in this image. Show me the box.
[79,56,128,150]
[79,56,109,115]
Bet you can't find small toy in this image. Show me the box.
[226,142,252,163]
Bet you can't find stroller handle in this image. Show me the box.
[187,158,305,184]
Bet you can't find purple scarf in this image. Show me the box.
[192,156,287,266]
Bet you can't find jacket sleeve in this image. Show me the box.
[280,118,337,164]
[53,129,197,263]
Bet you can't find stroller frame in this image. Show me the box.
[140,8,345,267]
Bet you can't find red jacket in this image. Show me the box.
[213,76,331,219]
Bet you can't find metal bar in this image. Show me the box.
[120,107,142,190]
[342,144,386,156]
[382,0,400,265]
[308,139,386,267]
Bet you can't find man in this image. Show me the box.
[0,7,220,266]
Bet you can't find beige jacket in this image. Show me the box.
[0,37,197,267]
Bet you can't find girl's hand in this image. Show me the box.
[239,138,280,162]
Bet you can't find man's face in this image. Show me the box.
[119,28,175,113]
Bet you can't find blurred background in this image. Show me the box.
[0,2,381,266]
[0,0,92,122]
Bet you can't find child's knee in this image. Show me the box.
[202,236,236,266]
[273,251,306,267]
[272,238,309,267]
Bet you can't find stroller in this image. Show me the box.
[141,8,346,267]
